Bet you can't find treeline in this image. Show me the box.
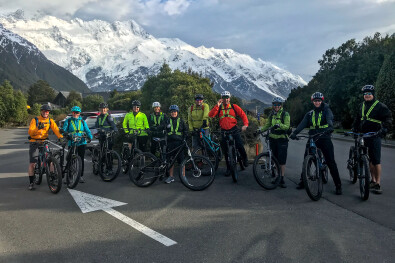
[0,80,28,127]
[284,32,395,136]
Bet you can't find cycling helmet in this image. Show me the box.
[99,102,108,108]
[40,104,52,111]
[71,106,81,112]
[362,85,375,93]
[311,92,324,101]
[132,100,141,107]
[272,97,283,104]
[169,105,179,112]
[152,102,161,108]
[221,91,231,98]
[195,94,204,100]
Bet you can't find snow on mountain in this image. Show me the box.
[0,10,307,103]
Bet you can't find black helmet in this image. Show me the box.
[40,104,52,111]
[311,92,324,102]
[169,105,179,112]
[132,100,141,107]
[362,85,375,93]
[99,102,108,108]
[195,94,204,100]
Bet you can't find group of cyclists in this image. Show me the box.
[27,85,392,196]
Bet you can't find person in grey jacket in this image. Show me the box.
[289,92,342,195]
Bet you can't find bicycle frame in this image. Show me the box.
[197,128,221,156]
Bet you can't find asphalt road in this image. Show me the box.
[1,128,394,263]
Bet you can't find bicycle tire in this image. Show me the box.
[359,155,370,201]
[46,156,62,194]
[238,150,245,171]
[302,154,323,201]
[252,152,281,190]
[348,146,357,184]
[129,152,159,187]
[179,154,215,191]
[121,146,130,174]
[33,162,43,185]
[318,149,328,184]
[99,150,121,182]
[228,146,238,183]
[92,147,100,175]
[67,155,82,189]
[193,147,219,171]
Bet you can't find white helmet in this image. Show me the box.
[221,91,231,97]
[152,102,161,108]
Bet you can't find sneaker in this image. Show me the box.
[165,177,174,184]
[335,185,342,195]
[296,181,304,190]
[280,178,287,188]
[79,177,85,183]
[224,169,231,177]
[372,184,382,194]
[369,181,377,189]
[28,183,34,190]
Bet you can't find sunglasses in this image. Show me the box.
[272,103,281,107]
[42,110,50,113]
[133,106,140,108]
[195,98,203,101]
[221,96,230,99]
[364,92,373,96]
[313,100,322,103]
[72,111,80,114]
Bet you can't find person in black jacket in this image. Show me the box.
[149,102,168,155]
[290,92,342,195]
[352,85,392,194]
[165,105,188,184]
[95,102,118,150]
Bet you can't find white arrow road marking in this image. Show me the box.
[68,189,177,247]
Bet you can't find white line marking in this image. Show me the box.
[68,189,177,246]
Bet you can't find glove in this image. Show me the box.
[60,137,68,147]
[37,122,45,130]
[86,137,92,143]
[273,124,280,129]
[202,120,208,128]
[289,133,297,140]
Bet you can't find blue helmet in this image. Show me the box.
[272,97,284,104]
[169,105,179,112]
[71,106,81,112]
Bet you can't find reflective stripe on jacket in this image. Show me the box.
[122,112,149,136]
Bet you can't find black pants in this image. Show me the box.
[150,137,165,155]
[99,137,113,150]
[221,128,248,170]
[303,138,341,187]
[69,145,86,177]
[269,138,288,165]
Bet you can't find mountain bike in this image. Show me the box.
[344,131,378,200]
[53,132,86,189]
[120,129,144,174]
[27,138,62,194]
[252,127,281,190]
[129,134,215,191]
[192,128,222,171]
[92,129,121,182]
[221,129,245,183]
[295,132,330,201]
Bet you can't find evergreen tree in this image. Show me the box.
[66,91,83,106]
[27,80,56,106]
[83,94,104,111]
[12,90,28,125]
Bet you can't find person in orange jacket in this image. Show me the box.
[27,104,64,190]
[209,91,249,176]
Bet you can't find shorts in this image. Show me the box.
[167,140,184,164]
[364,137,381,165]
[269,138,288,165]
[29,143,39,163]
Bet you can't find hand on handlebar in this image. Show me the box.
[289,133,297,140]
[241,125,248,132]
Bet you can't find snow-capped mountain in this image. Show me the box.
[0,21,89,92]
[0,10,306,103]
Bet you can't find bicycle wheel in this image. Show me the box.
[67,155,82,189]
[228,146,238,183]
[193,147,219,171]
[46,156,62,194]
[318,149,328,184]
[347,146,357,184]
[238,150,245,171]
[180,154,215,191]
[252,152,281,190]
[99,150,121,182]
[129,152,159,187]
[359,155,370,201]
[121,145,131,174]
[302,154,323,201]
[33,162,43,185]
[92,147,100,175]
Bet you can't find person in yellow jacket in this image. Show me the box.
[188,94,210,150]
[27,104,64,190]
[122,100,149,152]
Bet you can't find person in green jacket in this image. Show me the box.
[261,97,291,188]
[122,100,150,152]
[188,94,210,150]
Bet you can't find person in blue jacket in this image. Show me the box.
[62,106,93,183]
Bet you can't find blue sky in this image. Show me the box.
[1,0,395,81]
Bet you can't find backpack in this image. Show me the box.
[269,111,292,135]
[35,117,51,128]
[190,104,204,114]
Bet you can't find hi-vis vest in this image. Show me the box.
[219,104,237,120]
[69,118,82,134]
[151,112,164,126]
[361,100,381,124]
[98,114,111,128]
[168,118,181,136]
[310,111,328,130]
